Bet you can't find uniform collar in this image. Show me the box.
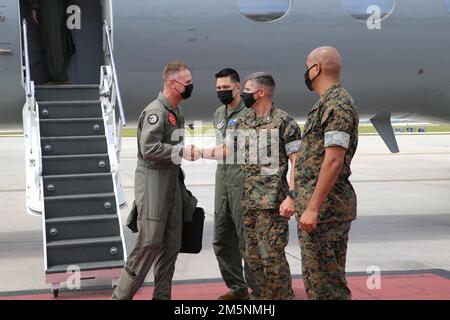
[244,105,275,127]
[157,92,176,111]
[227,99,245,115]
[320,82,342,103]
[309,82,342,114]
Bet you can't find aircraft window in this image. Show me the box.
[445,0,450,13]
[237,0,292,23]
[342,0,396,22]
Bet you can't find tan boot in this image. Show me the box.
[218,290,250,300]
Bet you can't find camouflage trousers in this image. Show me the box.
[298,221,352,300]
[243,209,294,300]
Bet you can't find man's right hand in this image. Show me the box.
[31,9,39,25]
[182,145,201,161]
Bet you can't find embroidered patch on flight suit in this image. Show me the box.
[148,114,159,125]
[217,120,225,130]
[168,112,177,127]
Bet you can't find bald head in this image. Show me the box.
[307,46,342,79]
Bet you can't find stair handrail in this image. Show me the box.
[103,21,126,160]
[22,18,43,216]
[103,21,126,128]
[22,19,34,104]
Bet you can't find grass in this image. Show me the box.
[122,125,450,137]
[2,125,450,138]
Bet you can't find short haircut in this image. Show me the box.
[244,72,276,96]
[162,60,189,81]
[215,68,240,83]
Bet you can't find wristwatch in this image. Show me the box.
[287,189,298,199]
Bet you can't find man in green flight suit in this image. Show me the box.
[29,0,74,84]
[212,68,259,300]
[112,60,199,300]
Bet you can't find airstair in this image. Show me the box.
[21,19,127,297]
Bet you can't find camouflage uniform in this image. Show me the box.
[229,107,302,300]
[295,82,359,300]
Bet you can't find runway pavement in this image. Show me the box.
[0,134,449,297]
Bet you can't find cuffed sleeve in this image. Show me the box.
[281,117,302,155]
[324,131,350,149]
[321,101,356,150]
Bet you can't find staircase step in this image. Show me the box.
[47,236,122,248]
[46,215,120,242]
[39,101,102,120]
[44,193,117,219]
[46,236,124,268]
[40,118,105,137]
[35,85,99,102]
[41,136,108,156]
[43,173,114,197]
[42,154,111,175]
[46,260,125,275]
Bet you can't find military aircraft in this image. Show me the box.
[1,0,450,297]
[1,0,450,152]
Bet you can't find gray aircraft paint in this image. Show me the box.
[1,0,450,129]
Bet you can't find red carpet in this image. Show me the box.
[1,272,449,300]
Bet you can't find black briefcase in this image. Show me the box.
[180,207,205,254]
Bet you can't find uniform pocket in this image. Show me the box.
[142,218,166,249]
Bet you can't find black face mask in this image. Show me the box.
[304,64,319,91]
[181,83,194,100]
[174,80,194,100]
[217,89,235,106]
[241,91,257,108]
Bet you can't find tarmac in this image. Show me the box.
[0,134,449,299]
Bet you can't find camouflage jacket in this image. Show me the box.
[229,107,302,210]
[296,82,359,223]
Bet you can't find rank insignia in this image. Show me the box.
[168,112,177,127]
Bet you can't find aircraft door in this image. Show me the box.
[19,0,106,85]
[0,0,23,117]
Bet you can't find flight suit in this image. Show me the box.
[28,0,75,82]
[212,100,259,296]
[295,82,359,300]
[112,92,186,300]
[230,107,302,300]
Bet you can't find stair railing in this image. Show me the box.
[102,21,126,160]
[22,18,43,215]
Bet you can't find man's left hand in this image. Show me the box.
[279,197,295,218]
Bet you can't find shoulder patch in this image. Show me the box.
[217,120,225,130]
[148,114,159,125]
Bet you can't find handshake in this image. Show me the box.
[182,144,203,161]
